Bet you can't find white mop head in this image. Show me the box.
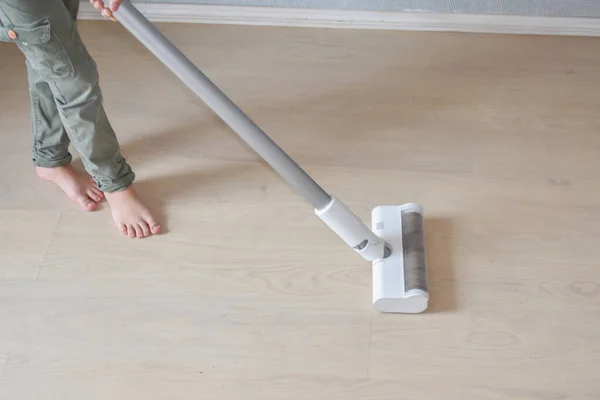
[371,204,429,313]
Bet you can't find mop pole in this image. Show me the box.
[113,1,387,261]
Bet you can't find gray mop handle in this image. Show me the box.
[113,0,332,210]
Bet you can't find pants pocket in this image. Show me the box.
[3,19,74,80]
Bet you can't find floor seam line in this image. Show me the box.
[366,307,374,379]
[36,211,63,280]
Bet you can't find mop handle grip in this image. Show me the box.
[113,0,332,210]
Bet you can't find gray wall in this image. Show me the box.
[137,0,600,18]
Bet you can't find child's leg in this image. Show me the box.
[61,0,81,22]
[0,0,134,191]
[26,59,105,211]
[0,0,160,237]
[25,58,73,169]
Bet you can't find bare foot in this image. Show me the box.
[104,185,161,238]
[37,166,104,211]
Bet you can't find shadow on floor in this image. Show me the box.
[131,160,268,233]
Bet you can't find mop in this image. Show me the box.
[112,0,429,313]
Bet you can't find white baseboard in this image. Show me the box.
[78,1,600,37]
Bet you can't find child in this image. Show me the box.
[0,0,160,238]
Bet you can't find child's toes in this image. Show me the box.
[139,223,151,237]
[92,187,105,200]
[73,194,97,211]
[135,224,145,238]
[128,225,137,238]
[87,188,103,203]
[145,216,161,234]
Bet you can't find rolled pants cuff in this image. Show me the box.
[96,171,135,193]
[33,153,73,169]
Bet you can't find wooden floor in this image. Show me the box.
[2,19,600,399]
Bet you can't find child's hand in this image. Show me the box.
[90,0,122,20]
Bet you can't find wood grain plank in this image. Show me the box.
[0,211,61,279]
[0,280,370,399]
[2,17,600,400]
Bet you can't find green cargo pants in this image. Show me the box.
[0,0,134,192]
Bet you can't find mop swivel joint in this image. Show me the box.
[315,196,387,262]
[316,198,429,313]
